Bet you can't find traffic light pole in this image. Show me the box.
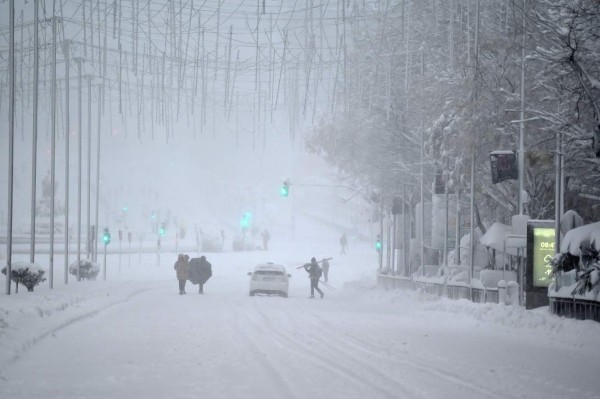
[157,238,161,267]
[64,39,70,286]
[103,243,107,280]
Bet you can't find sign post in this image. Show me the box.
[127,231,132,269]
[118,230,123,273]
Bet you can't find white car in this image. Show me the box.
[247,263,291,297]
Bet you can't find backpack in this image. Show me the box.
[314,264,322,279]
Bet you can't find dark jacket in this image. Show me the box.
[304,261,322,280]
[188,256,212,285]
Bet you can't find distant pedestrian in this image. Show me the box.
[304,257,324,299]
[174,253,189,295]
[262,229,271,251]
[340,233,348,254]
[321,258,330,283]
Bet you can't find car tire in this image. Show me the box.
[249,291,255,296]
[281,292,288,298]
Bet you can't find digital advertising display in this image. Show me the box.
[531,227,555,288]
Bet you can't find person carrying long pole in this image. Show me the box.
[300,257,325,299]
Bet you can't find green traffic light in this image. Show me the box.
[375,240,382,250]
[103,229,111,245]
[240,212,252,229]
[280,185,289,197]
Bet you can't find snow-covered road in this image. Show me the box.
[1,240,599,399]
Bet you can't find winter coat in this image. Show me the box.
[174,254,189,280]
[304,261,322,280]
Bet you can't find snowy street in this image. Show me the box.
[1,0,600,397]
[1,239,599,399]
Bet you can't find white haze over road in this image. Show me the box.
[1,226,599,399]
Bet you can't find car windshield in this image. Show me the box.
[254,270,284,276]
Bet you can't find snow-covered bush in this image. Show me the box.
[551,222,600,298]
[571,262,600,297]
[201,235,222,252]
[232,235,257,251]
[69,259,100,280]
[1,262,46,292]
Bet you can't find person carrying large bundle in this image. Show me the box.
[303,257,324,299]
[188,255,212,294]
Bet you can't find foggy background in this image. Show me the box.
[0,0,372,247]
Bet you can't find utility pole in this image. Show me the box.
[420,46,425,277]
[94,82,102,263]
[30,0,40,264]
[468,0,481,301]
[64,39,71,285]
[6,0,15,294]
[86,75,92,260]
[49,16,57,289]
[518,0,526,215]
[76,57,83,281]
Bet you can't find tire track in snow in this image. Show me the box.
[228,300,299,399]
[241,299,416,399]
[6,288,152,365]
[306,312,508,399]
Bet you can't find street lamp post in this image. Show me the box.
[6,0,16,295]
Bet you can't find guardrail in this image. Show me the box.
[549,297,600,322]
[548,271,600,322]
[377,274,501,304]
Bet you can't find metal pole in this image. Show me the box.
[518,0,526,215]
[86,75,92,260]
[379,190,384,272]
[6,0,15,295]
[402,179,407,276]
[444,174,449,267]
[392,213,397,275]
[76,58,83,281]
[64,39,71,285]
[555,131,562,253]
[455,189,461,265]
[128,234,131,269]
[94,83,102,263]
[420,121,425,276]
[49,16,57,289]
[30,0,40,264]
[420,47,425,277]
[103,243,107,280]
[119,235,122,274]
[468,0,481,301]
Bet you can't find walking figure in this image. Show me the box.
[340,233,348,254]
[304,257,324,299]
[321,258,330,283]
[262,229,271,251]
[174,254,190,295]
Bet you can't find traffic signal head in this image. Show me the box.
[103,228,111,245]
[240,212,252,229]
[490,151,518,184]
[280,182,290,197]
[375,237,382,251]
[159,223,166,236]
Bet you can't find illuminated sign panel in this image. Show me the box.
[532,227,555,287]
